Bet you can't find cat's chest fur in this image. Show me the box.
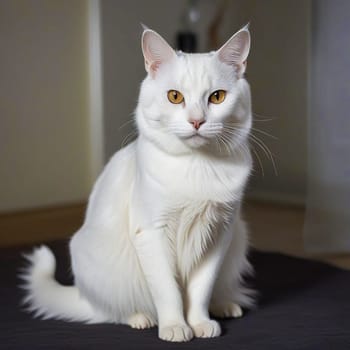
[137,138,250,204]
[135,138,249,279]
[163,198,233,281]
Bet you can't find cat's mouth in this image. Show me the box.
[183,133,206,139]
[181,133,210,148]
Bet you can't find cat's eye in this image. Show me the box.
[167,90,184,104]
[209,90,226,104]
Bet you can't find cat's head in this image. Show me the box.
[136,26,252,155]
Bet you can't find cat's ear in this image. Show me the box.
[142,29,176,78]
[216,25,251,78]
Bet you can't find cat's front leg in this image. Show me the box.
[210,216,254,318]
[186,228,232,338]
[133,227,193,342]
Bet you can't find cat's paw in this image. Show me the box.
[191,319,221,338]
[159,324,193,342]
[127,313,156,329]
[210,302,243,318]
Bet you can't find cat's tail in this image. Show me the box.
[19,245,104,324]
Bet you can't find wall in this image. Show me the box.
[248,0,311,204]
[0,0,91,212]
[101,0,311,205]
[304,0,350,253]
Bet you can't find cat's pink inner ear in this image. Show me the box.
[142,30,176,77]
[216,28,250,77]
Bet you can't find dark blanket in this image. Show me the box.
[1,240,349,349]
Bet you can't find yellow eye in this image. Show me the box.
[167,90,184,104]
[209,90,226,104]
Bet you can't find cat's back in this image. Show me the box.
[84,141,137,225]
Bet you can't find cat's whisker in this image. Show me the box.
[253,117,274,123]
[224,124,276,141]
[223,124,277,175]
[220,136,233,154]
[234,138,250,159]
[248,133,273,159]
[223,124,244,129]
[201,130,222,136]
[147,118,161,122]
[121,130,138,148]
[251,127,277,140]
[213,136,223,154]
[220,132,233,146]
[230,140,251,163]
[215,134,230,155]
[250,146,265,176]
[217,136,224,154]
[222,129,242,146]
[222,127,247,140]
[253,111,276,121]
[219,132,240,155]
[118,118,135,130]
[248,134,278,176]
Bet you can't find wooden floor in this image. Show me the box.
[1,200,349,270]
[244,201,350,270]
[0,203,86,247]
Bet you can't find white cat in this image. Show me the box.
[22,26,254,342]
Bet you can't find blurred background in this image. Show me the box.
[0,0,349,267]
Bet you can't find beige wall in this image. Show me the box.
[248,0,311,204]
[0,0,91,212]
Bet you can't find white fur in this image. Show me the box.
[21,26,254,342]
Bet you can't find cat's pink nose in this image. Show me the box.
[189,118,205,130]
